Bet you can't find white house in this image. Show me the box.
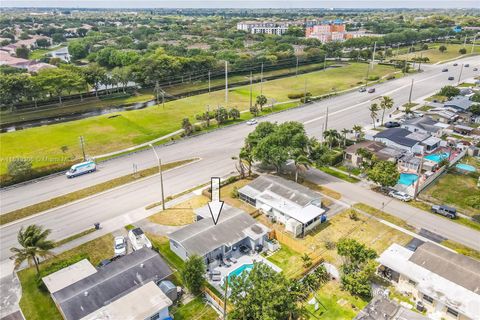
[238,175,326,237]
[374,128,433,153]
[377,243,480,320]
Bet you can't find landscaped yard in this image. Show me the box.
[0,63,398,175]
[18,234,113,320]
[396,43,480,63]
[171,297,219,320]
[149,195,209,226]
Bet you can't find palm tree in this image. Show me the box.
[352,125,363,141]
[10,225,55,276]
[404,104,414,116]
[341,128,350,147]
[323,129,340,149]
[379,96,394,125]
[368,103,380,128]
[293,154,312,182]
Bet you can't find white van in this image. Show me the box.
[66,161,96,178]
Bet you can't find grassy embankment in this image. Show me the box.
[0,63,398,175]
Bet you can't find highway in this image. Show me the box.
[1,56,479,261]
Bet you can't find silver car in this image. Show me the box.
[388,190,412,202]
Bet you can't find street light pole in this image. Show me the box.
[408,78,414,104]
[457,63,464,85]
[149,144,165,210]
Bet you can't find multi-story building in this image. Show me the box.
[236,21,294,36]
[305,20,372,43]
[378,242,480,320]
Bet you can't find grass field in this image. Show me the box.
[148,195,208,226]
[0,62,398,175]
[18,234,113,320]
[396,43,480,64]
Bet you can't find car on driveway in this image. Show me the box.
[448,76,454,80]
[431,205,457,219]
[388,190,412,202]
[368,88,376,93]
[128,227,152,251]
[246,119,257,125]
[384,121,400,128]
[441,68,448,72]
[114,236,127,256]
[358,87,366,92]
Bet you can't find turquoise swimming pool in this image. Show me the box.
[228,263,254,281]
[424,152,449,163]
[455,163,476,172]
[398,173,418,185]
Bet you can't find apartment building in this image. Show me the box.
[236,21,294,36]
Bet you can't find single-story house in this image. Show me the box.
[401,116,443,137]
[169,204,270,263]
[453,124,474,136]
[344,141,403,168]
[49,248,173,320]
[377,242,480,320]
[238,175,326,237]
[425,108,458,124]
[80,281,172,320]
[397,153,422,172]
[373,128,429,153]
[444,96,473,112]
[49,46,71,62]
[354,296,429,320]
[42,259,97,294]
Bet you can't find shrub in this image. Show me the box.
[465,195,480,209]
[349,210,359,221]
[288,92,311,99]
[231,186,239,198]
[459,48,467,54]
[367,75,380,81]
[8,158,33,180]
[325,240,336,250]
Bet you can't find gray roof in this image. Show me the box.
[374,128,422,147]
[169,205,269,257]
[409,242,480,293]
[354,296,429,320]
[444,96,473,111]
[53,248,172,320]
[238,175,320,207]
[402,116,441,134]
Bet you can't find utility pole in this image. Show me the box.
[225,61,228,106]
[408,78,414,104]
[413,150,424,200]
[364,63,370,89]
[463,36,467,49]
[295,56,299,77]
[417,53,423,72]
[303,78,307,103]
[457,63,464,85]
[249,71,253,109]
[371,41,377,69]
[79,136,86,161]
[208,70,211,94]
[324,106,329,132]
[471,35,477,54]
[149,144,165,210]
[260,62,264,95]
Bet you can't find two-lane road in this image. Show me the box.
[1,56,479,261]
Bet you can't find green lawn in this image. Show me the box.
[171,297,219,320]
[18,234,113,320]
[266,244,305,277]
[420,170,479,217]
[0,63,397,175]
[318,166,360,183]
[396,43,480,64]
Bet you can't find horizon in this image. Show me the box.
[1,0,480,9]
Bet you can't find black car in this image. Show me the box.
[385,121,400,128]
[448,76,454,80]
[465,64,469,67]
[453,63,458,66]
[474,67,478,71]
[441,68,448,72]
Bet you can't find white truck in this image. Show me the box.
[66,161,96,178]
[128,228,152,251]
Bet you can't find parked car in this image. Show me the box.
[385,121,400,128]
[431,205,457,219]
[66,160,96,178]
[246,119,257,125]
[448,76,454,81]
[388,190,412,202]
[128,228,152,251]
[114,236,127,256]
[367,88,376,93]
[441,68,448,72]
[358,87,366,92]
[473,67,478,71]
[97,259,112,268]
[464,64,469,67]
[453,63,458,66]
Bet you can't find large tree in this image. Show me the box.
[82,63,107,97]
[181,255,205,295]
[229,263,299,320]
[10,225,55,275]
[367,160,400,188]
[439,85,460,98]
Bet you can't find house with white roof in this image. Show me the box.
[377,242,480,320]
[238,175,326,237]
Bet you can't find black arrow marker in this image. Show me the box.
[208,177,224,225]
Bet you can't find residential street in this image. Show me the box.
[1,56,480,264]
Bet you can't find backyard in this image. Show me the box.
[0,62,398,175]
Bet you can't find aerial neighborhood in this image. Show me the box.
[0,3,479,320]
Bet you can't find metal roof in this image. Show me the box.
[53,248,172,320]
[169,205,269,257]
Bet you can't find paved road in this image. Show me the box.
[1,56,479,261]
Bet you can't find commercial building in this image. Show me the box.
[305,21,376,43]
[378,242,480,320]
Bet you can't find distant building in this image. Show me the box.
[237,21,292,36]
[0,50,54,73]
[305,20,376,43]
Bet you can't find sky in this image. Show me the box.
[1,0,479,9]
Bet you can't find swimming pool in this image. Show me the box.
[228,263,254,281]
[398,173,418,186]
[424,152,449,163]
[455,163,476,172]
